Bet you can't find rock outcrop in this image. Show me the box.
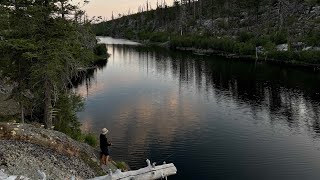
[0,80,19,116]
[0,123,105,179]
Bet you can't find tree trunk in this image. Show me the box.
[193,0,196,20]
[211,0,214,32]
[61,1,65,19]
[199,0,202,24]
[44,79,52,129]
[225,0,230,26]
[147,0,149,12]
[20,104,24,124]
[279,0,284,29]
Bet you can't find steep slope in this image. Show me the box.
[93,0,320,64]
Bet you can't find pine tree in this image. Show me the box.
[0,0,95,128]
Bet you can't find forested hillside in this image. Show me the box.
[94,0,320,63]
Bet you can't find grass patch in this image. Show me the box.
[115,161,129,172]
[80,152,106,176]
[84,133,98,147]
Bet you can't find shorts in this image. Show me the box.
[101,148,109,156]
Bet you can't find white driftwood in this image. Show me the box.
[88,159,177,180]
[0,160,177,180]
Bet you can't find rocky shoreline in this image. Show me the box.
[0,140,96,179]
[0,122,106,179]
[120,38,320,70]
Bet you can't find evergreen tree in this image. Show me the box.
[0,0,95,128]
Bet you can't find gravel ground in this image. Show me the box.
[0,123,105,179]
[0,140,96,179]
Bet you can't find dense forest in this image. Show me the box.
[94,0,320,64]
[0,0,106,141]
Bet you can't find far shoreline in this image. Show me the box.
[101,36,320,72]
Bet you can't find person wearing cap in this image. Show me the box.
[100,128,112,166]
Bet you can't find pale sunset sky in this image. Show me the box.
[75,0,174,20]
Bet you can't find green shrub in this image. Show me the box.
[252,35,271,46]
[221,38,236,52]
[84,133,98,147]
[115,161,128,171]
[305,30,320,46]
[268,51,294,61]
[171,36,195,48]
[151,33,320,64]
[268,50,320,64]
[137,32,151,40]
[94,44,107,56]
[271,31,287,45]
[54,94,85,141]
[208,37,236,52]
[238,42,255,55]
[170,35,239,53]
[149,32,170,42]
[124,30,135,39]
[264,41,277,52]
[238,32,254,42]
[295,51,320,63]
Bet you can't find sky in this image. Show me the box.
[76,0,174,20]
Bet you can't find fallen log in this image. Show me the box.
[89,159,177,180]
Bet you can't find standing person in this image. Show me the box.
[100,128,112,166]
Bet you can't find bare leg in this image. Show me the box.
[104,155,107,165]
[100,154,105,166]
[106,155,109,164]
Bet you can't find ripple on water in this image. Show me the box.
[77,37,320,180]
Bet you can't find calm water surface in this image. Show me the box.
[76,37,320,180]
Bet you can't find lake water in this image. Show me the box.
[76,37,320,180]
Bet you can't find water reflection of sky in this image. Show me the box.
[76,37,320,180]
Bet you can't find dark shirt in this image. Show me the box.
[100,134,111,150]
